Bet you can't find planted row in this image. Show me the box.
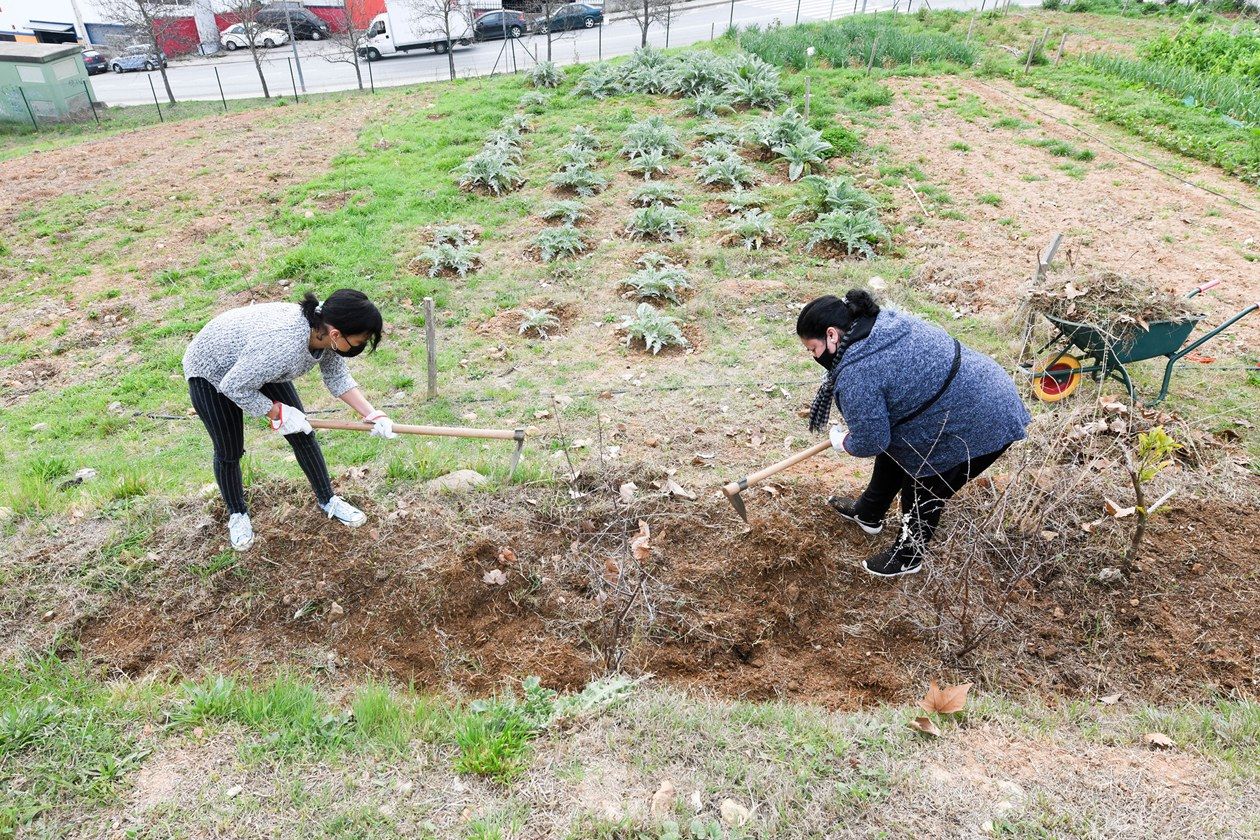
[457,113,531,195]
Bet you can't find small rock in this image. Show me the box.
[329,601,345,617]
[42,609,56,622]
[73,468,97,482]
[0,507,16,524]
[644,437,659,447]
[424,469,487,494]
[30,422,48,432]
[1096,567,1123,584]
[374,568,390,582]
[650,780,676,818]
[720,798,751,827]
[108,401,123,412]
[994,800,1017,816]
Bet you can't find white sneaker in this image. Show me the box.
[228,512,255,552]
[321,495,366,528]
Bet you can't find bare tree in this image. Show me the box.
[611,0,673,48]
[97,0,191,105]
[322,0,371,90]
[221,1,278,99]
[403,0,473,81]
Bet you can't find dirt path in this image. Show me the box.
[868,76,1259,348]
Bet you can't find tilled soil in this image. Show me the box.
[71,474,1258,706]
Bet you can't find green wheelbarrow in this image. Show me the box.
[1022,280,1258,405]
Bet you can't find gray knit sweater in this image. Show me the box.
[834,307,1030,477]
[182,302,358,417]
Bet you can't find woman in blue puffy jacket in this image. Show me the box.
[797,290,1031,578]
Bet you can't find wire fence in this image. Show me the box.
[1,0,1006,134]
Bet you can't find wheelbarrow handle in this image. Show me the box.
[1186,279,1221,298]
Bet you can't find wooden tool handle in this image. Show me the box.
[722,439,834,497]
[309,418,523,441]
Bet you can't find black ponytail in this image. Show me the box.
[300,289,383,352]
[796,289,881,340]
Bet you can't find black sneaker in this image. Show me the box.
[827,496,884,535]
[862,546,923,578]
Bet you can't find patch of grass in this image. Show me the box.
[1030,137,1096,161]
[949,141,972,151]
[977,192,1003,206]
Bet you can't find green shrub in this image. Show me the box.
[722,208,777,250]
[556,143,598,168]
[627,149,672,180]
[1138,26,1260,79]
[575,62,622,99]
[626,205,689,241]
[671,51,736,96]
[621,116,685,159]
[680,91,734,119]
[458,150,522,195]
[569,124,600,149]
[417,242,479,277]
[540,200,589,225]
[528,60,564,88]
[631,183,683,207]
[621,260,692,303]
[696,157,759,191]
[818,123,861,157]
[695,140,742,165]
[533,225,588,261]
[774,133,833,181]
[797,174,878,219]
[621,303,688,354]
[549,164,609,196]
[804,209,890,258]
[519,308,561,338]
[1042,0,1063,9]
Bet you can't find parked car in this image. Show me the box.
[81,48,108,75]
[255,5,332,40]
[110,44,167,73]
[474,10,529,40]
[220,23,290,50]
[535,3,602,33]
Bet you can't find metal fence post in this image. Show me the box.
[214,66,227,111]
[795,0,802,25]
[18,87,38,129]
[598,20,603,60]
[367,56,375,93]
[666,5,672,47]
[288,57,299,101]
[83,80,100,126]
[728,0,735,31]
[147,74,163,122]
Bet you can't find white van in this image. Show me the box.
[358,2,475,60]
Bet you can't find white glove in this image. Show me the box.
[829,424,848,452]
[364,410,397,440]
[270,403,313,436]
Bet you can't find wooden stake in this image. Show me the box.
[424,297,437,400]
[866,37,879,75]
[1055,32,1068,66]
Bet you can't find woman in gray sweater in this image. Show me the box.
[798,290,1030,578]
[183,289,397,551]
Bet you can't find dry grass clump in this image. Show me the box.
[1026,270,1200,335]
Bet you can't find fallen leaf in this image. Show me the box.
[1142,732,1174,750]
[604,557,620,585]
[498,547,518,564]
[649,780,676,818]
[630,520,651,561]
[482,569,508,585]
[761,485,780,497]
[919,680,972,714]
[619,482,637,504]
[225,785,242,799]
[719,798,751,827]
[534,409,552,419]
[572,438,591,449]
[907,716,942,737]
[1104,498,1136,519]
[691,452,715,465]
[1063,281,1087,300]
[1099,693,1122,705]
[665,479,697,500]
[689,789,703,813]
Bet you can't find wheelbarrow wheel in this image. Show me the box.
[1031,353,1082,403]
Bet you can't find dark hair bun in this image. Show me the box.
[844,289,880,318]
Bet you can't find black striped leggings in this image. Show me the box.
[188,377,334,515]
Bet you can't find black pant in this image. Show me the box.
[188,377,334,515]
[852,446,1009,561]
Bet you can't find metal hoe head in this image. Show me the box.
[723,478,750,524]
[508,428,526,475]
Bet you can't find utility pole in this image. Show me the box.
[68,0,89,44]
[283,8,308,93]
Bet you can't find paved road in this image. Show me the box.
[88,0,1035,106]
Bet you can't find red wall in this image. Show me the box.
[154,5,369,56]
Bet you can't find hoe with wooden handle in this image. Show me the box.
[721,439,834,524]
[309,419,530,474]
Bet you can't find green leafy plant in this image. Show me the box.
[671,51,735,96]
[416,242,479,277]
[1121,426,1182,567]
[556,143,598,168]
[621,302,688,354]
[695,140,742,165]
[722,208,777,250]
[626,205,689,241]
[620,116,684,159]
[518,308,561,338]
[483,130,525,163]
[533,224,588,261]
[722,191,769,213]
[696,157,758,191]
[549,164,609,196]
[458,150,522,195]
[432,224,476,246]
[540,200,589,225]
[626,149,672,180]
[568,124,600,149]
[500,113,531,135]
[798,174,878,219]
[518,91,548,113]
[575,62,622,99]
[619,46,675,94]
[694,122,741,143]
[774,133,833,180]
[804,208,890,258]
[631,183,683,207]
[528,60,564,88]
[745,108,813,157]
[620,260,692,303]
[681,90,734,119]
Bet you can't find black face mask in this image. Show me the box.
[330,331,366,358]
[814,346,839,370]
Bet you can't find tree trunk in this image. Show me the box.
[157,65,176,105]
[250,50,272,98]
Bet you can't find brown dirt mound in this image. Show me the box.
[73,474,1258,707]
